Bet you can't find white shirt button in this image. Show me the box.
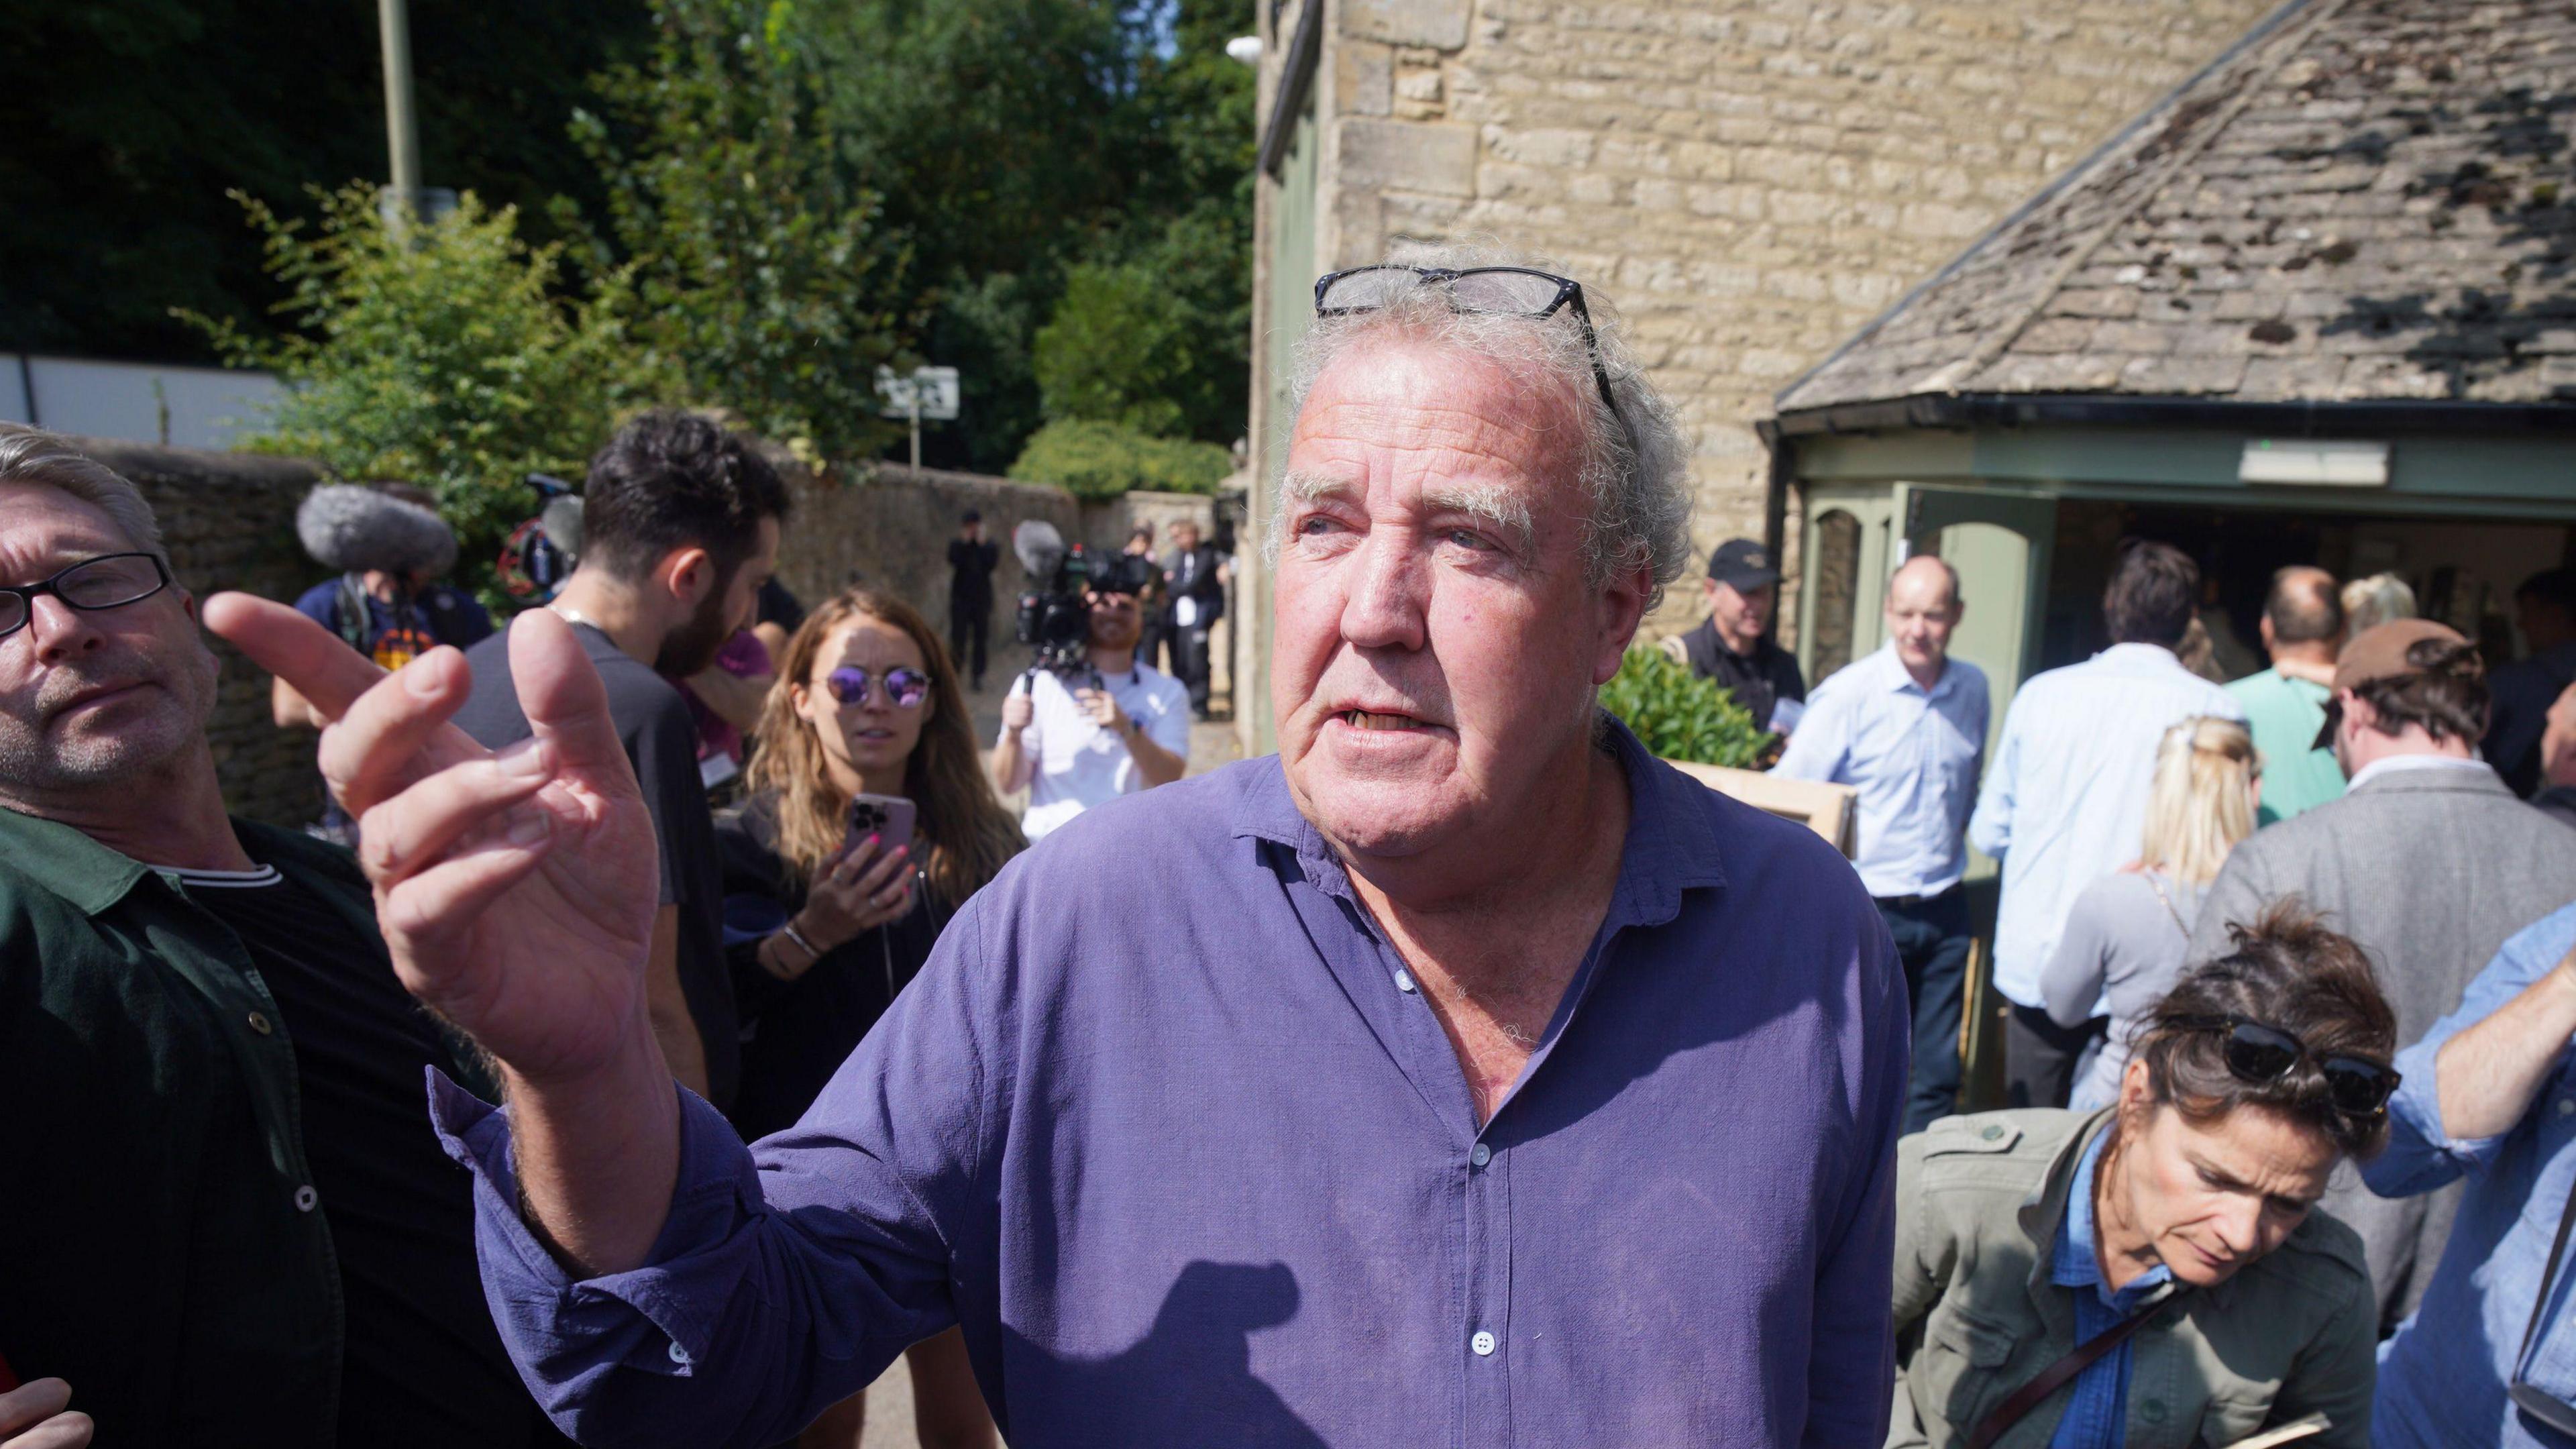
[2558,1098,2573,1118]
[667,1340,691,1365]
[1393,969,1417,994]
[1470,1330,1497,1356]
[1470,1142,1492,1168]
[292,1185,318,1212]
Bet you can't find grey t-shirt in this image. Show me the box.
[449,619,737,1110]
[2039,868,2204,1112]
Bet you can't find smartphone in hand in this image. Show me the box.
[845,794,918,858]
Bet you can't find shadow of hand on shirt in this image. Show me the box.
[1001,1260,1327,1448]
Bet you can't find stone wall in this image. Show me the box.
[1256,0,2283,645]
[70,437,329,827]
[67,441,1127,827]
[761,465,1225,659]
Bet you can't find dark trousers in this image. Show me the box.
[1876,888,1974,1134]
[1175,625,1214,712]
[2004,1000,2104,1110]
[949,602,989,684]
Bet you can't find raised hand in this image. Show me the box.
[0,1379,91,1449]
[203,596,659,1087]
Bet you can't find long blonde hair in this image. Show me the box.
[2139,716,2258,886]
[745,589,1024,907]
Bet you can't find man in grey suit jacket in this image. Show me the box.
[2188,619,2576,1331]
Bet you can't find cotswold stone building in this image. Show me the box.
[1236,0,2281,752]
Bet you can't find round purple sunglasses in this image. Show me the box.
[824,666,931,708]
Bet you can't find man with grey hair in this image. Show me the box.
[212,257,1908,1446]
[0,425,563,1444]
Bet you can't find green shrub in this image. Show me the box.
[180,184,654,606]
[1007,419,1232,500]
[1598,645,1776,767]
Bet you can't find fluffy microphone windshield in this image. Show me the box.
[295,484,459,578]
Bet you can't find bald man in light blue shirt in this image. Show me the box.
[1779,555,1988,1130]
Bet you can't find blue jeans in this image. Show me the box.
[1876,888,1973,1134]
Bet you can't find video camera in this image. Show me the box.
[496,474,584,601]
[1012,521,1158,678]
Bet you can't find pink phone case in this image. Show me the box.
[846,794,917,857]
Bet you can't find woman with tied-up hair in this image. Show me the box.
[2041,716,2261,1113]
[715,587,1022,1449]
[1889,907,2396,1449]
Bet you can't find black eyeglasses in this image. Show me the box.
[1314,266,1621,419]
[2171,1015,2401,1117]
[0,553,172,639]
[824,666,931,709]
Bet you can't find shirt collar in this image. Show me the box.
[1874,643,1954,700]
[2051,1117,2174,1307]
[0,805,156,914]
[0,807,367,916]
[1229,712,1727,929]
[2346,752,2496,793]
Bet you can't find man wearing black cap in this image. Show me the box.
[947,509,1000,692]
[1674,537,1805,732]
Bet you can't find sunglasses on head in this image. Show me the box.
[823,666,931,709]
[2171,1014,2400,1117]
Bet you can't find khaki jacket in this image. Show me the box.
[1889,1109,2376,1449]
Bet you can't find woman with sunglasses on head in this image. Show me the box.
[716,588,1021,1449]
[2040,716,2261,1112]
[1889,904,2398,1449]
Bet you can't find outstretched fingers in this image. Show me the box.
[201,592,387,720]
[357,736,556,890]
[320,646,482,817]
[508,610,644,806]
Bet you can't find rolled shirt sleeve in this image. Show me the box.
[2364,905,2576,1201]
[1771,684,1849,784]
[425,894,1007,1449]
[1966,705,2019,859]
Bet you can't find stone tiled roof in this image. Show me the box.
[1775,0,2576,417]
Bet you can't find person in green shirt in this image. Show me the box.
[2229,565,2348,825]
[0,425,559,1446]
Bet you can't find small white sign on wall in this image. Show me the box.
[2239,439,2390,486]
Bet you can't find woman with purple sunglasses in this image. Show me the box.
[714,588,1023,1449]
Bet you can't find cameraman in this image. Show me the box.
[991,572,1189,841]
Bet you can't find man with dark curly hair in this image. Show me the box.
[451,411,788,1109]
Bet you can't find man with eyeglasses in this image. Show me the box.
[0,425,566,1445]
[207,254,1905,1446]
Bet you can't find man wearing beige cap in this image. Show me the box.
[2187,618,2576,1330]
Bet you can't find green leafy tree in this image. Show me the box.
[0,0,644,360]
[1008,419,1231,500]
[182,184,653,601]
[572,0,915,466]
[1032,262,1194,437]
[1597,646,1776,767]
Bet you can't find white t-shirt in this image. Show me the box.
[1004,661,1192,840]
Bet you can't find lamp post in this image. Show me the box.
[379,0,423,232]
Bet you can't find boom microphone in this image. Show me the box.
[1013,519,1067,583]
[295,484,458,578]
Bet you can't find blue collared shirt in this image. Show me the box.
[2367,902,2576,1449]
[1968,645,2243,1006]
[2049,1130,2171,1449]
[1776,645,1989,899]
[427,718,1911,1448]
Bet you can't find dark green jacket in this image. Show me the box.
[0,806,474,1446]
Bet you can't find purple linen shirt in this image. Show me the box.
[429,718,1908,1448]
